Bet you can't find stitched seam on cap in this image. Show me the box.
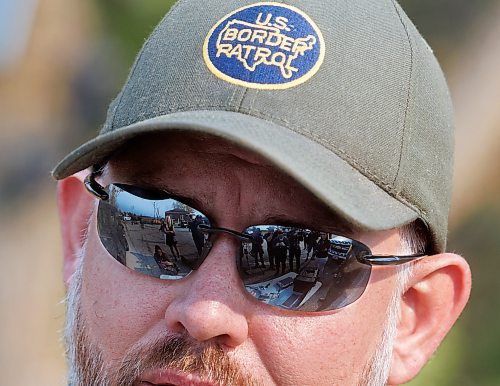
[389,0,414,187]
[109,0,186,129]
[236,88,250,113]
[228,86,239,109]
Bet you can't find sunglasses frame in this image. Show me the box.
[84,172,426,267]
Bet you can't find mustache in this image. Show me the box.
[113,333,258,386]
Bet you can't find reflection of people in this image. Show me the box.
[159,215,180,260]
[264,231,276,270]
[287,229,301,272]
[188,215,205,256]
[55,1,472,384]
[314,233,330,276]
[251,228,265,268]
[272,230,289,275]
[305,231,318,259]
[153,245,178,274]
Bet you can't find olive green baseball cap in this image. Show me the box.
[53,0,455,252]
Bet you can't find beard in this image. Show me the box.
[64,253,407,386]
[357,265,410,386]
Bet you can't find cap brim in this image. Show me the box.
[53,110,418,231]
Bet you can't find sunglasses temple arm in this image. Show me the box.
[84,173,109,200]
[358,253,426,266]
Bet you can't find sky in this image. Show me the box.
[115,187,203,219]
[0,0,38,72]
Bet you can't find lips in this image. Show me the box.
[140,369,219,386]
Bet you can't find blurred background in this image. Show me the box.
[0,0,499,384]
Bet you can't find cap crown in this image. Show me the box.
[102,0,454,250]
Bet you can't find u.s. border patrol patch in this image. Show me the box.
[203,2,325,90]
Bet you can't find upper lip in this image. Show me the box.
[140,369,219,386]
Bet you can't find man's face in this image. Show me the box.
[68,133,407,385]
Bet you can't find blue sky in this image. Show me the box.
[0,0,38,72]
[115,188,203,219]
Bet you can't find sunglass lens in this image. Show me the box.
[237,227,372,311]
[96,184,211,279]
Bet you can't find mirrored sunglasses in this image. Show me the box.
[85,173,424,312]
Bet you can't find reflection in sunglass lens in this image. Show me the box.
[96,184,211,280]
[237,226,372,311]
[96,184,373,312]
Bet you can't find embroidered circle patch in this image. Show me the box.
[203,2,325,90]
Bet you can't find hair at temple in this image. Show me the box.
[400,219,430,255]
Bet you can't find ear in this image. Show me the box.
[388,253,471,385]
[57,170,95,287]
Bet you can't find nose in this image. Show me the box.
[164,235,249,348]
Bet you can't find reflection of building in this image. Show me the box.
[165,208,191,224]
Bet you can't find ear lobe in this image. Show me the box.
[57,171,95,287]
[388,253,471,385]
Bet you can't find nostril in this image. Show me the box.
[214,333,235,349]
[167,318,186,335]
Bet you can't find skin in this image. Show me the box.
[58,132,472,385]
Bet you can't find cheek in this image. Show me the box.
[248,316,360,384]
[247,278,395,385]
[80,225,171,362]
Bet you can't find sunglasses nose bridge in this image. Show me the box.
[199,225,252,242]
[195,225,251,268]
[203,229,245,267]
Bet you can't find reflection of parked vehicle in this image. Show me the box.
[328,236,353,260]
[177,221,188,228]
